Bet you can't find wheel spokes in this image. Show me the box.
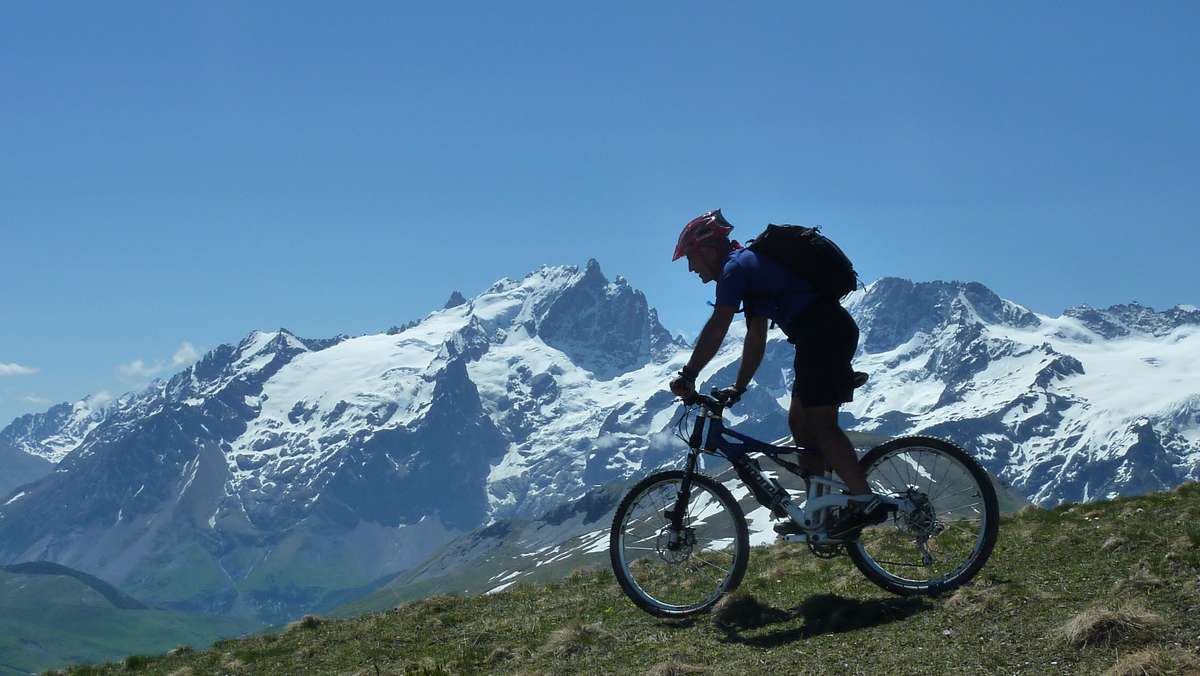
[857,447,991,586]
[618,478,741,611]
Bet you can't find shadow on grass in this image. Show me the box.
[715,594,931,647]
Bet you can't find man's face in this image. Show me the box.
[686,248,720,284]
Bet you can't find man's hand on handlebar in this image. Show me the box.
[713,385,747,407]
[669,374,696,399]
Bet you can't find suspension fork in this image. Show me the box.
[664,414,707,547]
[665,448,700,548]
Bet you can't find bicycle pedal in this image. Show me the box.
[772,521,803,536]
[779,533,808,544]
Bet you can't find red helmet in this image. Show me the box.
[672,209,734,261]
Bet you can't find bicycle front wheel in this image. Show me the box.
[847,436,999,595]
[609,470,749,618]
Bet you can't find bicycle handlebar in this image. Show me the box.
[681,388,731,413]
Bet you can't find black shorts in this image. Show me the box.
[785,300,860,408]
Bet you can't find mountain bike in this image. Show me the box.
[609,388,999,618]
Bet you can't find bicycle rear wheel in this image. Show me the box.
[847,436,999,595]
[609,470,748,618]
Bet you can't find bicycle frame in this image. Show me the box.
[667,394,908,546]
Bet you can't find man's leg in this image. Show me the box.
[787,400,829,475]
[791,400,870,495]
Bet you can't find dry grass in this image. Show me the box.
[1102,647,1200,676]
[1112,560,1166,596]
[1057,603,1165,648]
[945,582,1006,614]
[536,620,614,658]
[1102,536,1130,553]
[644,661,711,675]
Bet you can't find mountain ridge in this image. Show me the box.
[0,263,1196,625]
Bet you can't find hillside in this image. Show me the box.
[59,483,1200,675]
[333,433,1029,618]
[0,565,258,676]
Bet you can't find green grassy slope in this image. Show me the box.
[0,568,260,675]
[335,438,1029,619]
[59,482,1200,675]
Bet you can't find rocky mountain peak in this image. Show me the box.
[1064,302,1200,339]
[525,261,680,378]
[444,291,467,309]
[852,277,1040,353]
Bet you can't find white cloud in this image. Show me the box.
[117,341,202,382]
[171,342,200,367]
[20,395,52,405]
[0,362,38,376]
[87,390,114,406]
[118,358,164,380]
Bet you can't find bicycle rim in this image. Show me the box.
[853,442,996,591]
[615,476,743,614]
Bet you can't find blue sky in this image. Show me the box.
[2,2,1198,424]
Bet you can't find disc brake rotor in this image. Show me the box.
[655,526,696,564]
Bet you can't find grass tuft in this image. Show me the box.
[1102,536,1129,552]
[1101,647,1200,676]
[537,620,614,658]
[1111,560,1165,597]
[945,582,1006,614]
[286,613,324,632]
[1057,602,1164,648]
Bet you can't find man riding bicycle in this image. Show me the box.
[668,209,889,539]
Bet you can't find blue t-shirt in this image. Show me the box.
[715,247,817,329]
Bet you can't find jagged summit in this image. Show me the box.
[444,291,467,309]
[849,277,1040,354]
[1064,301,1200,339]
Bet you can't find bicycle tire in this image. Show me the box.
[847,435,999,595]
[609,470,749,618]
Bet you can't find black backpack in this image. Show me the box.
[747,224,860,300]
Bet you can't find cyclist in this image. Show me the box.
[668,209,890,538]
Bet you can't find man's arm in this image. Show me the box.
[680,304,738,381]
[735,315,768,390]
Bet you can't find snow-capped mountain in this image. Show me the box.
[0,262,1196,623]
[841,279,1200,504]
[0,394,117,498]
[0,260,688,622]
